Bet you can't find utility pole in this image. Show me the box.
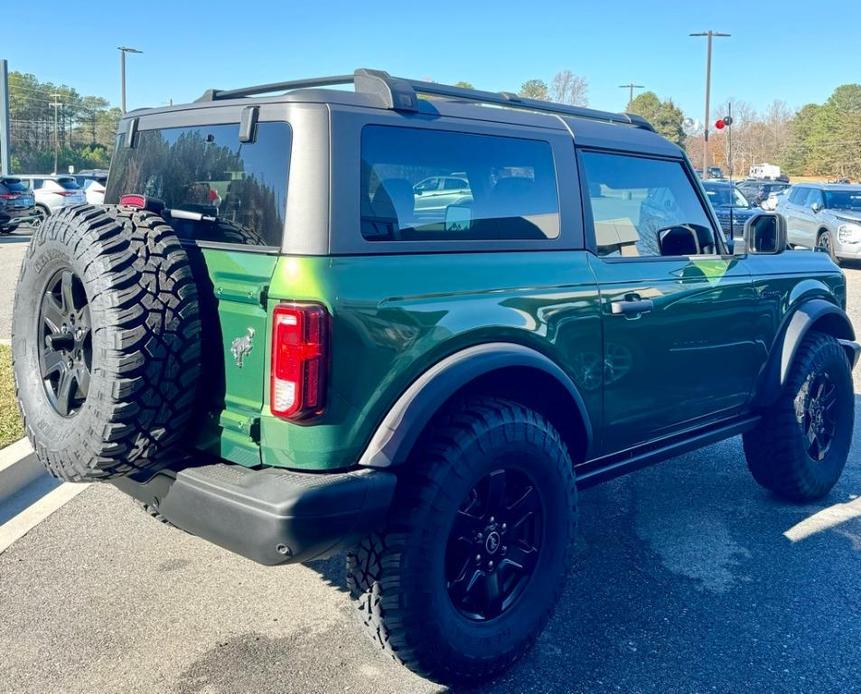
[619,83,645,111]
[0,59,10,175]
[50,93,62,174]
[690,31,730,177]
[118,46,143,113]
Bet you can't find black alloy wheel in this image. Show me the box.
[796,372,838,462]
[38,268,92,417]
[446,467,543,621]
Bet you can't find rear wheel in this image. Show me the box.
[347,397,577,684]
[743,331,853,501]
[31,205,49,229]
[0,226,13,235]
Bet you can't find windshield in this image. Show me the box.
[106,121,291,247]
[824,189,861,211]
[703,184,749,208]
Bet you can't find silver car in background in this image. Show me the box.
[777,183,861,265]
[16,175,87,225]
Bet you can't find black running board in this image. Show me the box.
[575,415,760,490]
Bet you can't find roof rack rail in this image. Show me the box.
[196,69,655,132]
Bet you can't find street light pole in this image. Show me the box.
[619,83,645,111]
[50,93,62,174]
[117,46,143,114]
[690,31,730,177]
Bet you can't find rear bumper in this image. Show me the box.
[113,461,396,565]
[0,210,38,227]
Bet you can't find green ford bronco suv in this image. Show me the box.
[12,69,859,684]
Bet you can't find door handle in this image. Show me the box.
[610,298,654,317]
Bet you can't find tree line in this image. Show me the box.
[5,67,860,181]
[6,71,122,173]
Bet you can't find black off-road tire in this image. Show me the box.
[136,500,178,528]
[12,205,201,482]
[347,397,577,685]
[817,229,843,266]
[743,331,853,501]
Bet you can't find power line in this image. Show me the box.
[619,83,645,111]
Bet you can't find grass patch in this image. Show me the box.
[0,345,24,449]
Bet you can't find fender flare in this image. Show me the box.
[754,298,855,407]
[357,342,593,469]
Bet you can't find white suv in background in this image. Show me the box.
[74,172,108,205]
[17,175,87,225]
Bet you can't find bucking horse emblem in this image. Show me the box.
[230,327,256,368]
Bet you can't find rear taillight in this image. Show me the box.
[57,191,77,197]
[0,193,20,200]
[271,303,329,420]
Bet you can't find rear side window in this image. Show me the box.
[360,126,560,241]
[580,151,715,257]
[55,177,81,190]
[106,122,291,247]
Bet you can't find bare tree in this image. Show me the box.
[550,70,588,106]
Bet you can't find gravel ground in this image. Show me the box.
[1,252,860,693]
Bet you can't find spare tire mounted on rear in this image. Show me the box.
[12,205,201,482]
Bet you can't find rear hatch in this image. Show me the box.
[0,177,36,216]
[105,118,292,466]
[53,176,87,205]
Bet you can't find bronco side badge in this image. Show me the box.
[231,327,255,368]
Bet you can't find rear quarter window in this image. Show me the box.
[360,126,560,242]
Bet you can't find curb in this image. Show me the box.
[0,438,40,501]
[0,438,91,555]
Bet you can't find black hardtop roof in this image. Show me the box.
[123,68,682,157]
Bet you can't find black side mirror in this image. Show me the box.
[658,225,701,256]
[744,212,787,254]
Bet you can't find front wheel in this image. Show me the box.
[347,397,577,685]
[744,331,854,501]
[0,226,13,235]
[817,230,843,266]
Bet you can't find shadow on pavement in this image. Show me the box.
[0,230,32,245]
[304,396,861,692]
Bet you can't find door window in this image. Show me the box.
[360,125,560,241]
[788,187,808,204]
[580,151,716,257]
[805,188,824,208]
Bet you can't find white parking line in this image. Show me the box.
[0,481,90,554]
[784,495,861,542]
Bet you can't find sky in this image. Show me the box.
[3,0,861,119]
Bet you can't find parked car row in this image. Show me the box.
[0,176,39,234]
[0,171,106,234]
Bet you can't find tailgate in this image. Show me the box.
[192,248,278,467]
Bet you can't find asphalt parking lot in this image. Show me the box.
[1,240,861,693]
